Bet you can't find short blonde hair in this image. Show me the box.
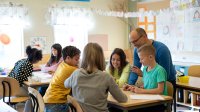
[81,43,105,73]
[138,44,155,57]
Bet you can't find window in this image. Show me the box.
[54,24,88,54]
[0,25,24,68]
[53,16,92,57]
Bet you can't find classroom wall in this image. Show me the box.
[137,0,170,11]
[137,0,200,65]
[0,0,130,54]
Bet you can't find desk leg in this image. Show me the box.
[174,88,176,112]
[167,102,171,112]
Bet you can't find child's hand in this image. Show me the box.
[139,85,144,89]
[123,83,131,91]
[131,66,142,76]
[133,86,143,93]
[123,83,135,91]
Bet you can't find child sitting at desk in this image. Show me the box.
[8,46,42,96]
[64,43,127,112]
[43,45,80,112]
[106,48,131,87]
[42,43,62,73]
[123,44,167,95]
[39,43,62,96]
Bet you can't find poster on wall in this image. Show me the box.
[170,0,197,9]
[30,37,47,54]
[156,9,185,52]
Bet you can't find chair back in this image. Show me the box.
[0,77,20,103]
[188,65,200,77]
[28,87,45,112]
[67,95,83,112]
[166,81,173,97]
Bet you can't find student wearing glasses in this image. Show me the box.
[128,27,176,89]
[128,28,176,111]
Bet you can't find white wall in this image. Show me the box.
[0,0,129,54]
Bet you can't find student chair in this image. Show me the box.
[67,95,83,112]
[0,77,29,108]
[187,65,200,110]
[166,81,173,97]
[24,87,45,112]
[166,81,174,112]
[188,65,200,77]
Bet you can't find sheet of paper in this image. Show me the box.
[0,101,17,112]
[32,71,52,79]
[130,94,165,100]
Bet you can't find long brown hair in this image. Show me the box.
[109,48,128,76]
[81,43,105,74]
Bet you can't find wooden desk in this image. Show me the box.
[23,71,52,88]
[107,90,172,112]
[176,76,200,92]
[0,74,8,77]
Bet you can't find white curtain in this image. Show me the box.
[49,6,92,57]
[0,3,27,68]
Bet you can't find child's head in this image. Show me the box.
[81,43,105,74]
[62,45,80,67]
[137,44,155,66]
[48,43,62,65]
[26,46,42,64]
[109,48,127,75]
[51,43,62,57]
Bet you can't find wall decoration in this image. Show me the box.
[30,37,47,53]
[0,34,10,45]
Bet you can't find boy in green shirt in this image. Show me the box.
[124,44,167,95]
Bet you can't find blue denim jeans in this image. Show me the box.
[45,103,69,112]
[38,86,48,96]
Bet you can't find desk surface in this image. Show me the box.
[0,74,8,77]
[107,90,172,110]
[23,71,52,87]
[176,76,200,92]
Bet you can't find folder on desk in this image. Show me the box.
[130,94,165,100]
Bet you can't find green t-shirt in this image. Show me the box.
[143,64,168,95]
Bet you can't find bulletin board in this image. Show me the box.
[156,7,200,52]
[156,7,200,63]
